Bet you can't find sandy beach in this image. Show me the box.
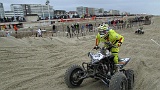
[0,16,160,90]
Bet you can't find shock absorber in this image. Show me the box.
[101,64,108,75]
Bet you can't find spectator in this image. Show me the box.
[86,23,89,32]
[13,25,18,38]
[81,25,85,36]
[6,30,10,37]
[14,25,18,34]
[71,24,76,36]
[66,25,71,38]
[89,24,93,32]
[75,23,80,38]
[4,25,7,29]
[52,24,56,36]
[37,28,42,37]
[9,25,11,29]
[76,23,80,34]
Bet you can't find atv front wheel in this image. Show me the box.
[125,69,134,90]
[109,72,128,90]
[64,64,84,88]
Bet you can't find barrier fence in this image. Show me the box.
[0,18,145,38]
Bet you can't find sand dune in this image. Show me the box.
[0,16,160,90]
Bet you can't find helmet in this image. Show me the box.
[101,23,109,31]
[98,28,108,37]
[97,24,104,32]
[98,24,110,37]
[103,23,109,27]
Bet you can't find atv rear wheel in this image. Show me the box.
[125,69,134,90]
[109,72,128,90]
[64,64,84,88]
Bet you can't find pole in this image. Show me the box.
[48,4,51,24]
[42,5,45,25]
[42,5,44,19]
[13,8,16,21]
[45,0,50,24]
[48,4,50,22]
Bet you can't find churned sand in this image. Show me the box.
[0,16,160,90]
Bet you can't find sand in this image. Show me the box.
[0,16,160,90]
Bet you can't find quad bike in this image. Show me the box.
[64,45,134,90]
[135,28,144,34]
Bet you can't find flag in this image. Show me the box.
[45,0,50,5]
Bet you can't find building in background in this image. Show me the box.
[94,8,104,16]
[98,8,104,15]
[103,11,109,15]
[10,4,24,17]
[9,4,54,19]
[88,7,95,16]
[121,12,130,16]
[4,11,14,18]
[0,3,5,18]
[76,6,84,17]
[54,10,66,18]
[76,6,104,17]
[26,4,54,19]
[108,10,120,15]
[67,11,78,18]
[76,6,91,17]
[1,2,133,21]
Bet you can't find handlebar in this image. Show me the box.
[93,44,118,51]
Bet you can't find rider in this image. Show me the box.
[138,24,143,33]
[94,25,124,65]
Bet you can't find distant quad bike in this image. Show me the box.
[64,45,134,90]
[135,28,144,34]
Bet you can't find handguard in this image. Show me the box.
[93,46,100,50]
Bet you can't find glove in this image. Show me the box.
[93,46,100,50]
[117,42,122,47]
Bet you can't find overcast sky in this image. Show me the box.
[1,0,160,15]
